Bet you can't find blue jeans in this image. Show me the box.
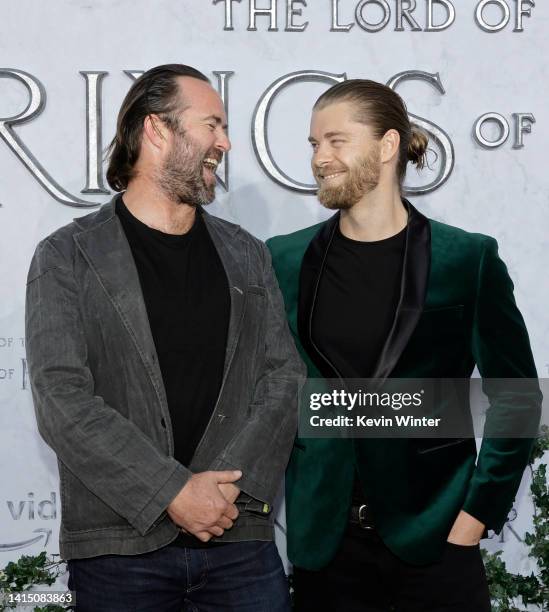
[67,540,290,611]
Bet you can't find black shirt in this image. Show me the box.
[312,222,406,505]
[116,196,230,468]
[117,197,230,548]
[313,223,406,379]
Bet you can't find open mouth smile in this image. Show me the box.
[318,171,346,181]
[203,158,219,171]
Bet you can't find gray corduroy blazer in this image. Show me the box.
[25,196,305,560]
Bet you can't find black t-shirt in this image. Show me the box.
[312,223,406,504]
[313,224,406,379]
[117,197,230,548]
[116,196,230,467]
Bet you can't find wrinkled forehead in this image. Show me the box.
[176,76,227,122]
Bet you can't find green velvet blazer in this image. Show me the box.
[267,200,541,568]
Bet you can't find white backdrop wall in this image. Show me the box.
[0,0,547,580]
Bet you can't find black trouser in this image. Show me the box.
[292,524,491,612]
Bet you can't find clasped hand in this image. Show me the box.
[167,470,242,542]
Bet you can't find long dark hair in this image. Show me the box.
[106,64,209,192]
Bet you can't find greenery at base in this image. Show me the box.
[482,425,549,611]
[1,427,548,611]
[0,551,66,611]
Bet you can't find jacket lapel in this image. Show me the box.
[201,209,247,378]
[298,199,431,382]
[72,199,249,401]
[298,212,341,378]
[72,198,168,410]
[371,200,431,380]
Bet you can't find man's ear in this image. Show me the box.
[143,114,168,150]
[380,129,400,164]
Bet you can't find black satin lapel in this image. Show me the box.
[372,200,431,381]
[298,212,340,378]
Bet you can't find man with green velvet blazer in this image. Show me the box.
[267,80,541,611]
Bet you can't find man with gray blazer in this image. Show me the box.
[25,64,304,612]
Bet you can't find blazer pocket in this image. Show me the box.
[416,437,469,454]
[247,285,266,296]
[247,400,265,419]
[421,304,465,316]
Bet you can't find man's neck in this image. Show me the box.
[122,177,197,235]
[339,185,408,242]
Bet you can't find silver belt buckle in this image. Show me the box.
[358,504,374,530]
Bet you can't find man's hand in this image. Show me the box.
[167,470,241,542]
[447,510,485,546]
[218,483,240,505]
[189,483,242,542]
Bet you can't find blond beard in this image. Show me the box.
[317,149,381,210]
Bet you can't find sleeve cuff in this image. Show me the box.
[131,462,192,535]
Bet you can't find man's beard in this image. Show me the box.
[316,148,381,210]
[156,131,219,207]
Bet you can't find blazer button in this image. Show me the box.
[160,418,167,429]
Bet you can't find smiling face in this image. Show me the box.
[309,101,381,210]
[157,77,231,206]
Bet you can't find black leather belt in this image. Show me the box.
[349,503,376,530]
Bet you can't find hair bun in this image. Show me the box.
[408,124,429,169]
